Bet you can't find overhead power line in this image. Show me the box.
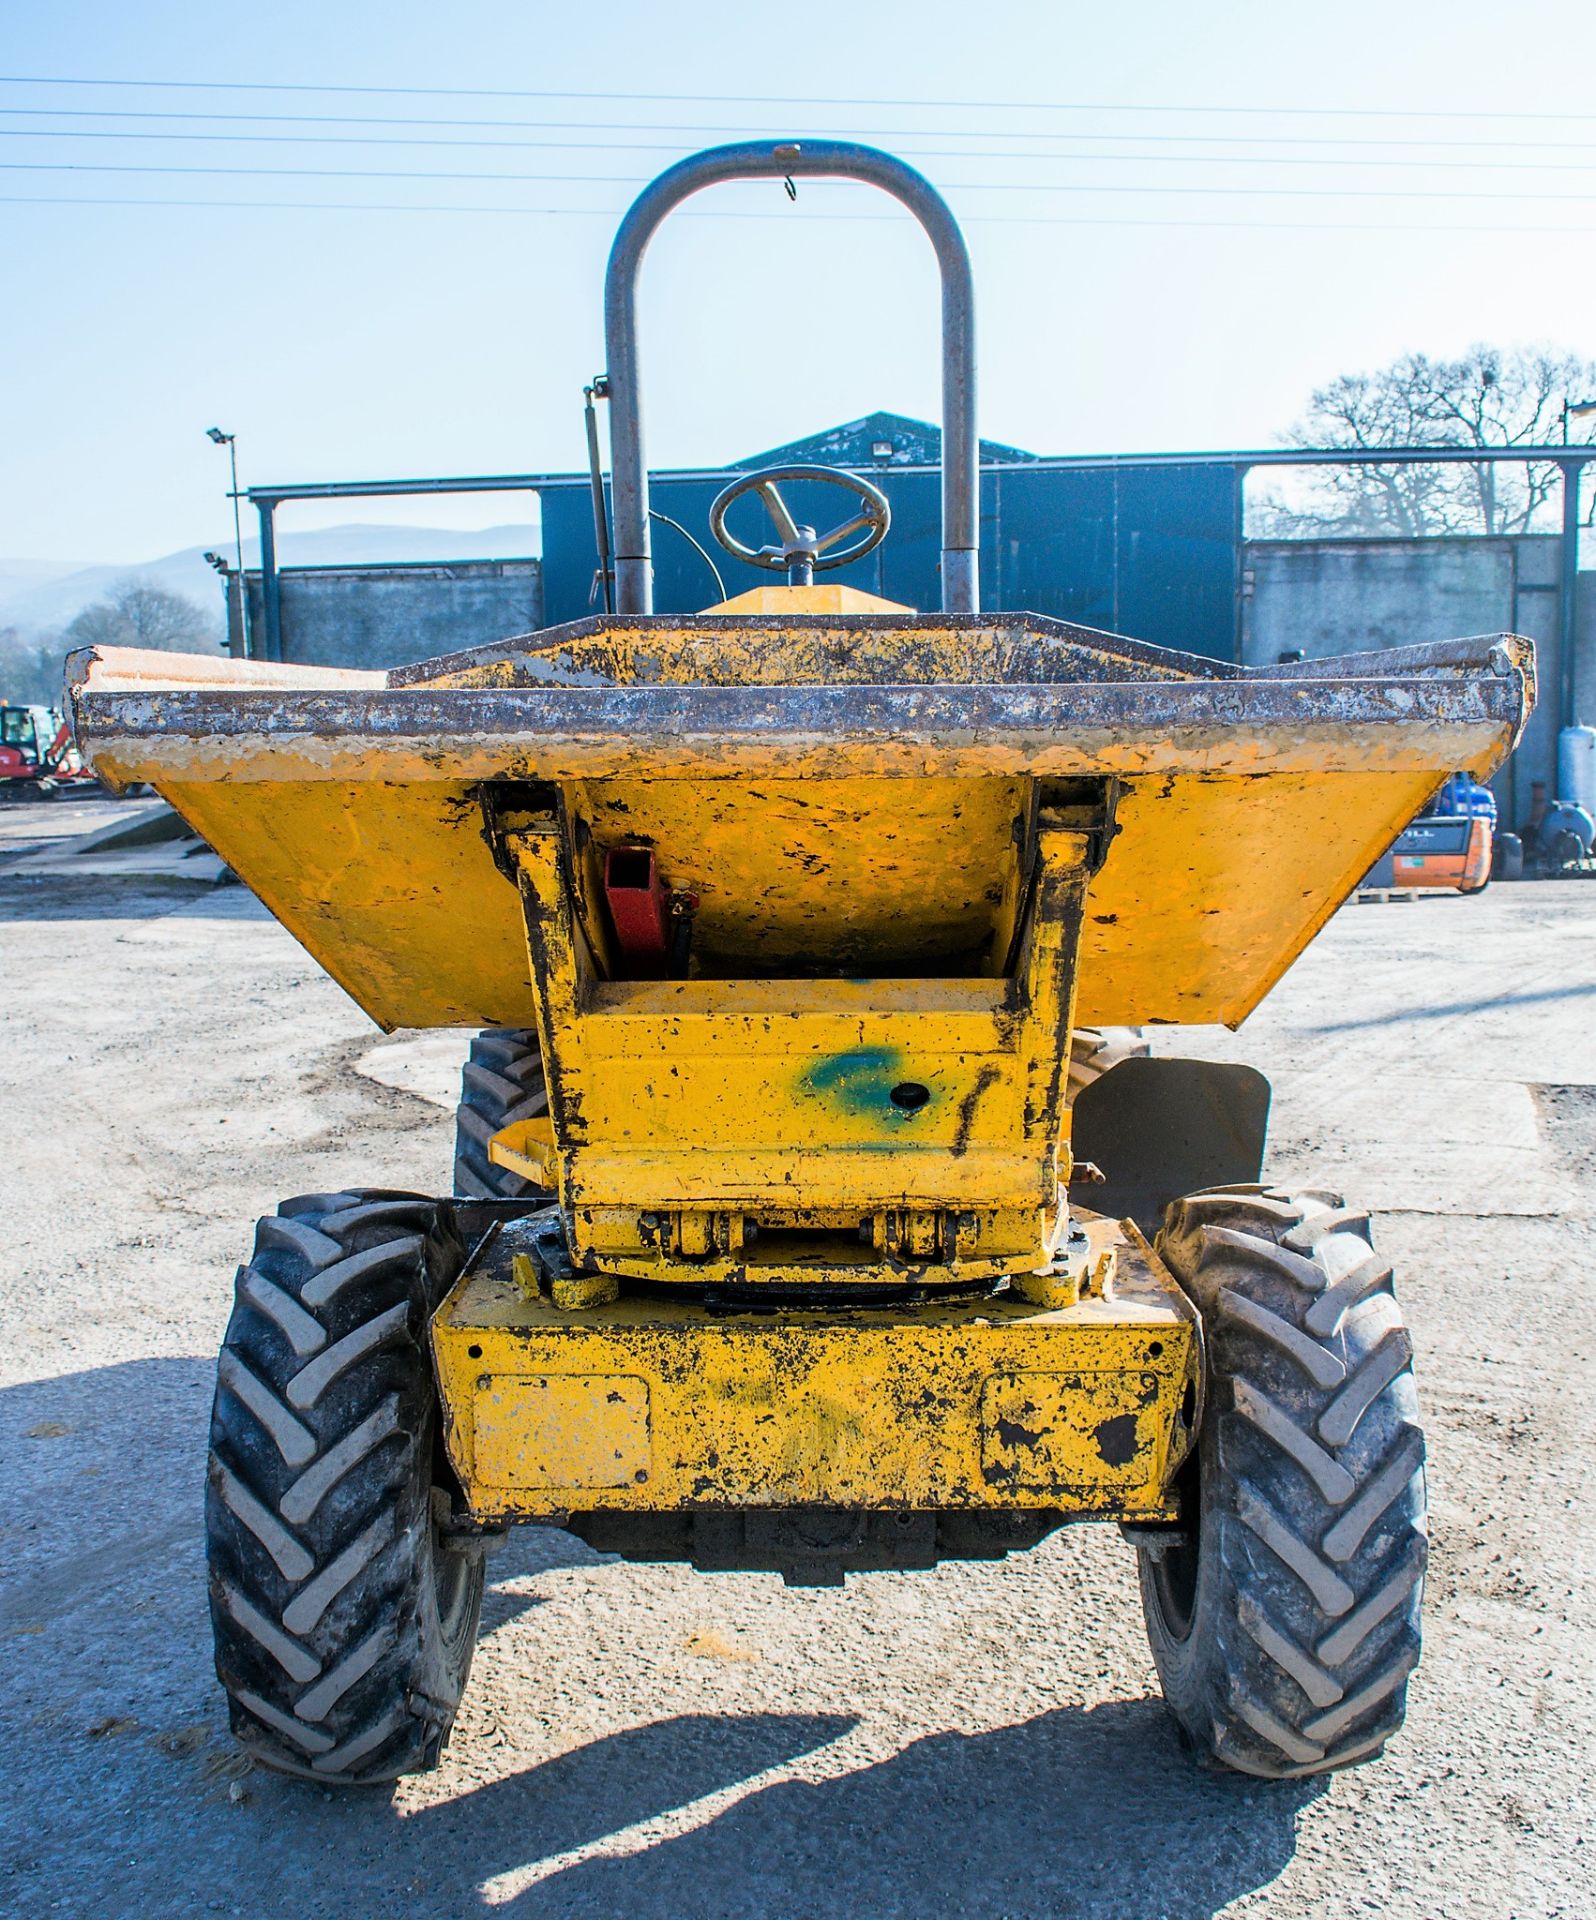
[3,74,1595,123]
[3,192,1589,237]
[8,160,1596,201]
[4,125,1596,172]
[5,105,1596,153]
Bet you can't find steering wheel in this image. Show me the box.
[708,464,891,585]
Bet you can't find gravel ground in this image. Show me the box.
[1,799,1592,1920]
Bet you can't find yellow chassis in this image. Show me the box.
[432,1209,1198,1523]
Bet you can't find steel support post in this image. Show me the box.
[1559,458,1584,734]
[257,500,282,663]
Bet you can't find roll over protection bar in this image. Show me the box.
[602,139,979,615]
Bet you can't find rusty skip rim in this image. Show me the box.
[73,675,1529,784]
[384,615,1532,692]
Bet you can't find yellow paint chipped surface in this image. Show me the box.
[434,1213,1197,1518]
[156,762,1447,1032]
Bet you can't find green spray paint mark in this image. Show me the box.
[798,1047,933,1124]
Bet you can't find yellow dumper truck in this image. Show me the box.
[69,142,1532,1787]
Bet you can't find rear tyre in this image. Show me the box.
[453,1029,552,1199]
[1136,1186,1427,1778]
[205,1192,486,1785]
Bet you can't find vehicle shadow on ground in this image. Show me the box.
[476,1700,1320,1920]
[210,1696,1315,1920]
[1,1359,1319,1920]
[406,1711,862,1889]
[0,1359,560,1641]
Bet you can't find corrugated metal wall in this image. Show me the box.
[538,461,1242,659]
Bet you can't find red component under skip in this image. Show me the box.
[603,845,670,965]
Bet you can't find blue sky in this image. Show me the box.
[2,0,1594,562]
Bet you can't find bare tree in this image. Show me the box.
[64,577,218,652]
[0,625,65,707]
[1254,344,1596,538]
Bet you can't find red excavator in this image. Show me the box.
[0,703,96,796]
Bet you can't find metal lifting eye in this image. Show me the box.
[707,464,892,587]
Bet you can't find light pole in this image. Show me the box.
[207,428,248,657]
[1560,397,1596,446]
[206,427,244,575]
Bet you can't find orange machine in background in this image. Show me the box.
[1364,771,1497,895]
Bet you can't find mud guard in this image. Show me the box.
[1071,1056,1272,1234]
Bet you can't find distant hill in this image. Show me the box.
[0,523,541,636]
[0,557,96,617]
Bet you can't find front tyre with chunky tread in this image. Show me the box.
[1137,1185,1427,1778]
[205,1191,486,1785]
